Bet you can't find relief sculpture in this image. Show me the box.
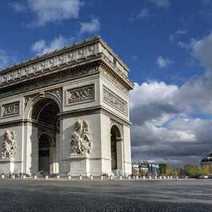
[66,84,95,105]
[71,120,92,155]
[1,130,16,160]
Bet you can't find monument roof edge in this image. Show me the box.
[0,36,129,76]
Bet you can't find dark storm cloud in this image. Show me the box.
[131,102,179,125]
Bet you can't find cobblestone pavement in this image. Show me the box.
[0,179,211,212]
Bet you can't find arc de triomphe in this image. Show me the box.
[0,37,133,177]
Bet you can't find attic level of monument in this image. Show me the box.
[0,36,133,91]
[0,36,132,177]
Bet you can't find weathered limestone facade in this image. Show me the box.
[0,37,133,177]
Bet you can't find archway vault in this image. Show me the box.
[24,90,62,120]
[29,97,60,175]
[111,125,123,173]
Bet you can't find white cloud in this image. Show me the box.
[130,82,178,109]
[191,32,212,71]
[130,81,179,126]
[130,80,212,165]
[14,0,82,26]
[129,32,212,165]
[80,18,100,34]
[169,30,187,43]
[32,35,74,55]
[177,41,190,49]
[148,0,171,8]
[157,56,173,68]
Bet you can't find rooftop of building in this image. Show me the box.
[201,153,212,163]
[0,36,128,75]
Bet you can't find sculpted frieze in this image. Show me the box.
[66,84,95,105]
[0,67,98,99]
[103,86,128,116]
[0,43,99,86]
[1,101,20,118]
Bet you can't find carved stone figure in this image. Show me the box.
[66,84,94,105]
[1,130,16,160]
[71,120,91,155]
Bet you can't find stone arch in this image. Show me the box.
[110,124,123,172]
[27,95,61,175]
[24,92,62,120]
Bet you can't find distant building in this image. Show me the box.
[132,163,140,176]
[132,161,160,177]
[201,153,212,169]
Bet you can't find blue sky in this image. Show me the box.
[1,0,212,165]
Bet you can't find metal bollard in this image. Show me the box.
[33,175,37,180]
[45,175,49,180]
[79,175,82,180]
[90,175,93,180]
[68,175,72,180]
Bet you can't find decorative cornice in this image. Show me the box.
[0,63,99,99]
[0,36,131,89]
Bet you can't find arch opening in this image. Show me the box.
[30,98,60,175]
[111,125,122,172]
[38,134,51,174]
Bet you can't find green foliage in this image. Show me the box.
[159,163,179,176]
[184,165,210,178]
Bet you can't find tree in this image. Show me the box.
[184,165,210,178]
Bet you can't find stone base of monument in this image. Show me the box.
[0,159,21,174]
[67,154,90,177]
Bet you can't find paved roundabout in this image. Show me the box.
[0,179,211,212]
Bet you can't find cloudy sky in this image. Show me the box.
[1,0,212,166]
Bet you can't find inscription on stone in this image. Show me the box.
[1,101,20,117]
[66,84,95,105]
[103,86,128,116]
